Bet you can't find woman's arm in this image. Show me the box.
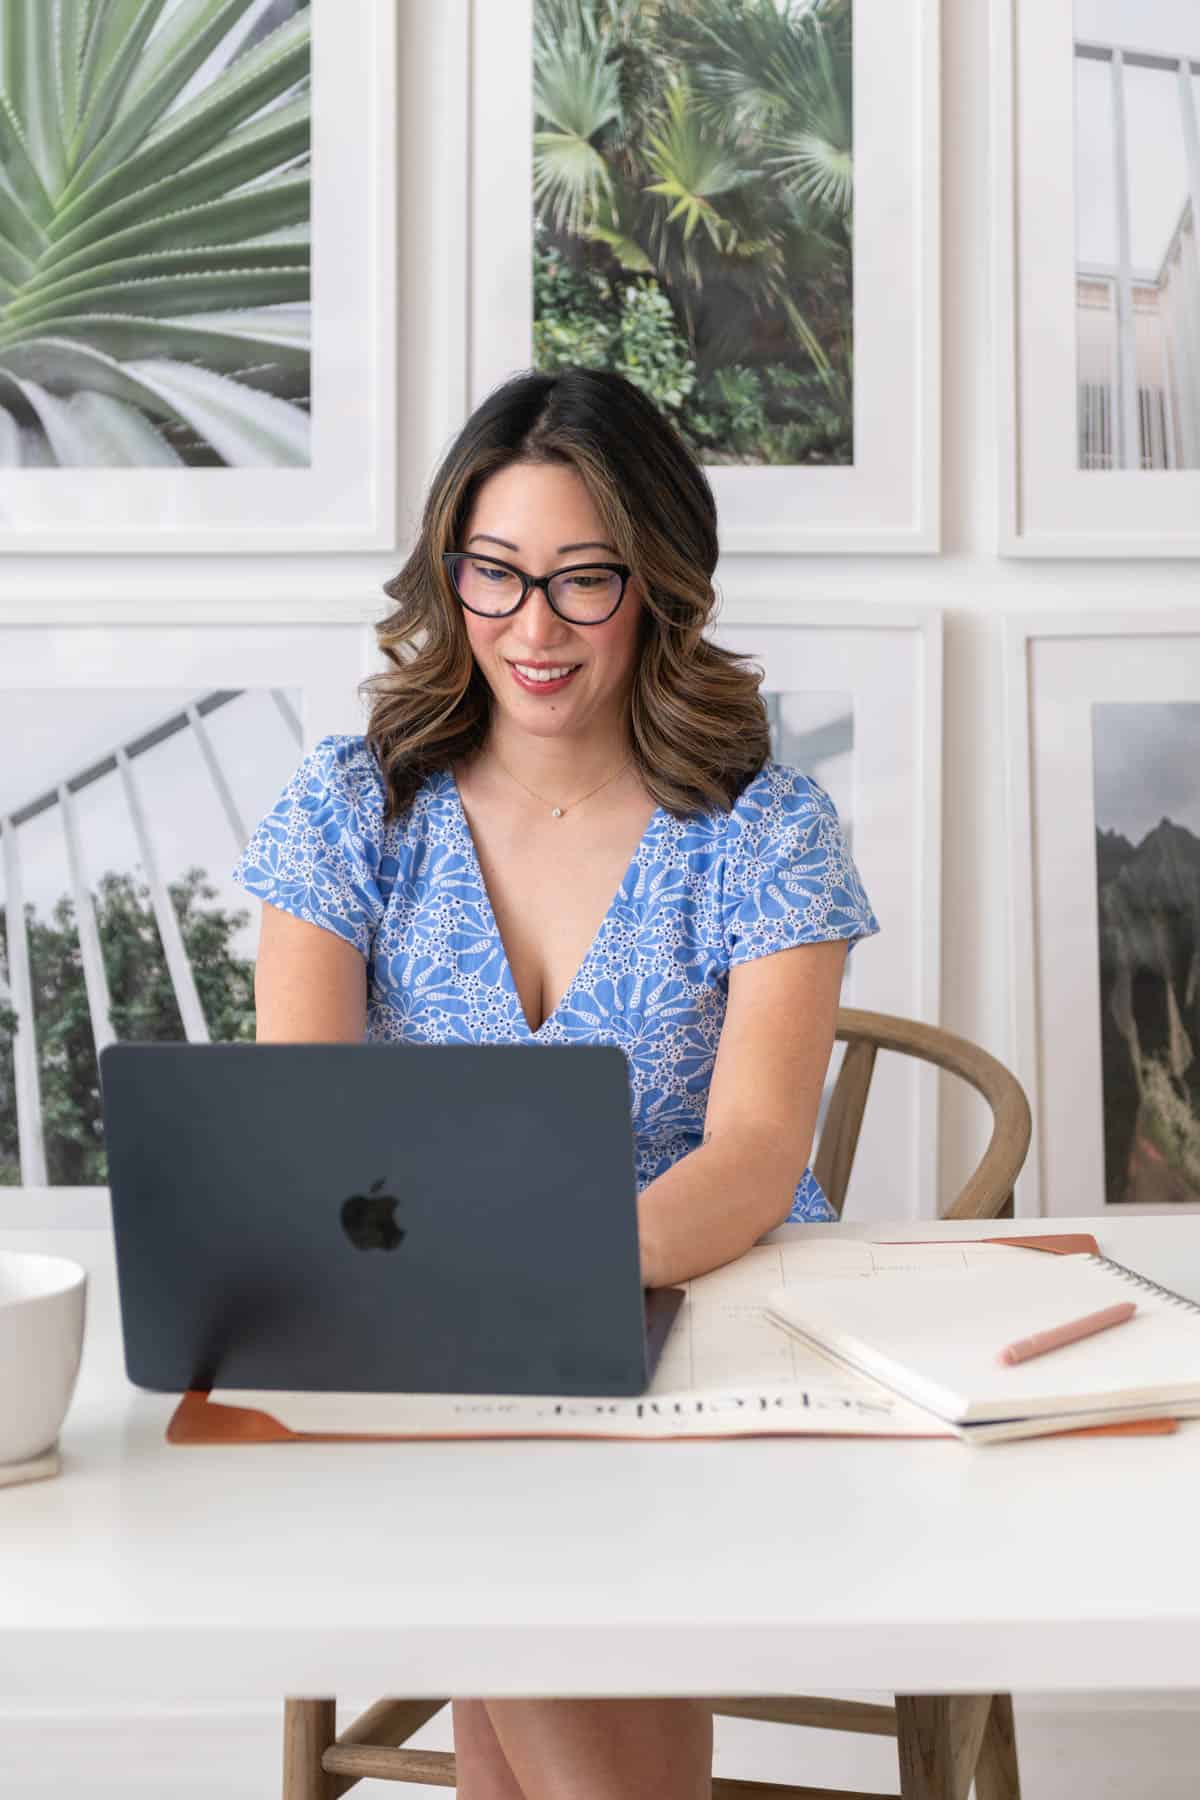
[636,937,848,1288]
[252,902,368,1042]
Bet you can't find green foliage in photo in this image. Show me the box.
[532,0,853,465]
[534,244,696,414]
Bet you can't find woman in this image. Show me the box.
[234,367,878,1799]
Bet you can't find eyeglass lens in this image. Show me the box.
[448,555,622,623]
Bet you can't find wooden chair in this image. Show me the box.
[282,1006,1033,1800]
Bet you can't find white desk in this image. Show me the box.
[1,1216,1198,1705]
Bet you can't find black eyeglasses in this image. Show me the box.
[442,552,631,625]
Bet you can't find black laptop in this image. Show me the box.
[98,1042,683,1397]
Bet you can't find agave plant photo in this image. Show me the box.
[0,0,311,469]
[532,0,853,467]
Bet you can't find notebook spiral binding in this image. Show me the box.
[1089,1253,1200,1315]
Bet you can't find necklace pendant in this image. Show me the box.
[551,806,564,819]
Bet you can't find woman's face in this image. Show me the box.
[456,461,643,744]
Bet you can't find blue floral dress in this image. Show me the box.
[232,735,880,1221]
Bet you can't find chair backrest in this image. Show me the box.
[811,1007,1032,1222]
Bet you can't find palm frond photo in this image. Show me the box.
[531,0,853,467]
[0,0,311,469]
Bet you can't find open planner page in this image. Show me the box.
[206,1240,1056,1440]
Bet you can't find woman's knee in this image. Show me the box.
[482,1697,712,1800]
[452,1698,527,1800]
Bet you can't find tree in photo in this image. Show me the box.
[0,867,255,1187]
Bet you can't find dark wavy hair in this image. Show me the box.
[362,367,771,820]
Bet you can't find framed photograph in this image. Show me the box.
[471,0,940,554]
[0,0,408,553]
[0,621,373,1221]
[1005,611,1200,1219]
[713,598,943,1220]
[995,0,1200,555]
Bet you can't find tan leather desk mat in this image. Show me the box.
[165,1234,1179,1445]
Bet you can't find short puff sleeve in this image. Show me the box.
[231,734,392,957]
[721,763,880,967]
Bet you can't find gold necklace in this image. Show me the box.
[491,751,633,819]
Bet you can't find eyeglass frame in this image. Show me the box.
[441,551,632,624]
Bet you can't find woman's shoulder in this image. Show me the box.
[717,758,879,949]
[665,760,840,873]
[302,731,384,791]
[719,758,842,846]
[282,733,387,842]
[732,757,838,812]
[291,735,448,836]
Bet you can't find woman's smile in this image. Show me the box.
[506,658,582,693]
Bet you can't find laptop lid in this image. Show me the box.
[99,1042,681,1398]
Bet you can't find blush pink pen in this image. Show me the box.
[996,1301,1137,1366]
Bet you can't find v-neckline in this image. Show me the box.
[444,767,664,1039]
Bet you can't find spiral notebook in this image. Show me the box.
[766,1249,1200,1443]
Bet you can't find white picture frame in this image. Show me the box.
[0,1,427,555]
[1004,609,1200,1219]
[0,619,376,1225]
[470,0,941,555]
[712,597,943,1221]
[994,0,1200,556]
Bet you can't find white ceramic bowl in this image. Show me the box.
[0,1252,87,1465]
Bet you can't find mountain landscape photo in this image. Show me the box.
[1093,699,1200,1207]
[1096,814,1200,1205]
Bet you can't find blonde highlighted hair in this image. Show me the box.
[362,367,770,820]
